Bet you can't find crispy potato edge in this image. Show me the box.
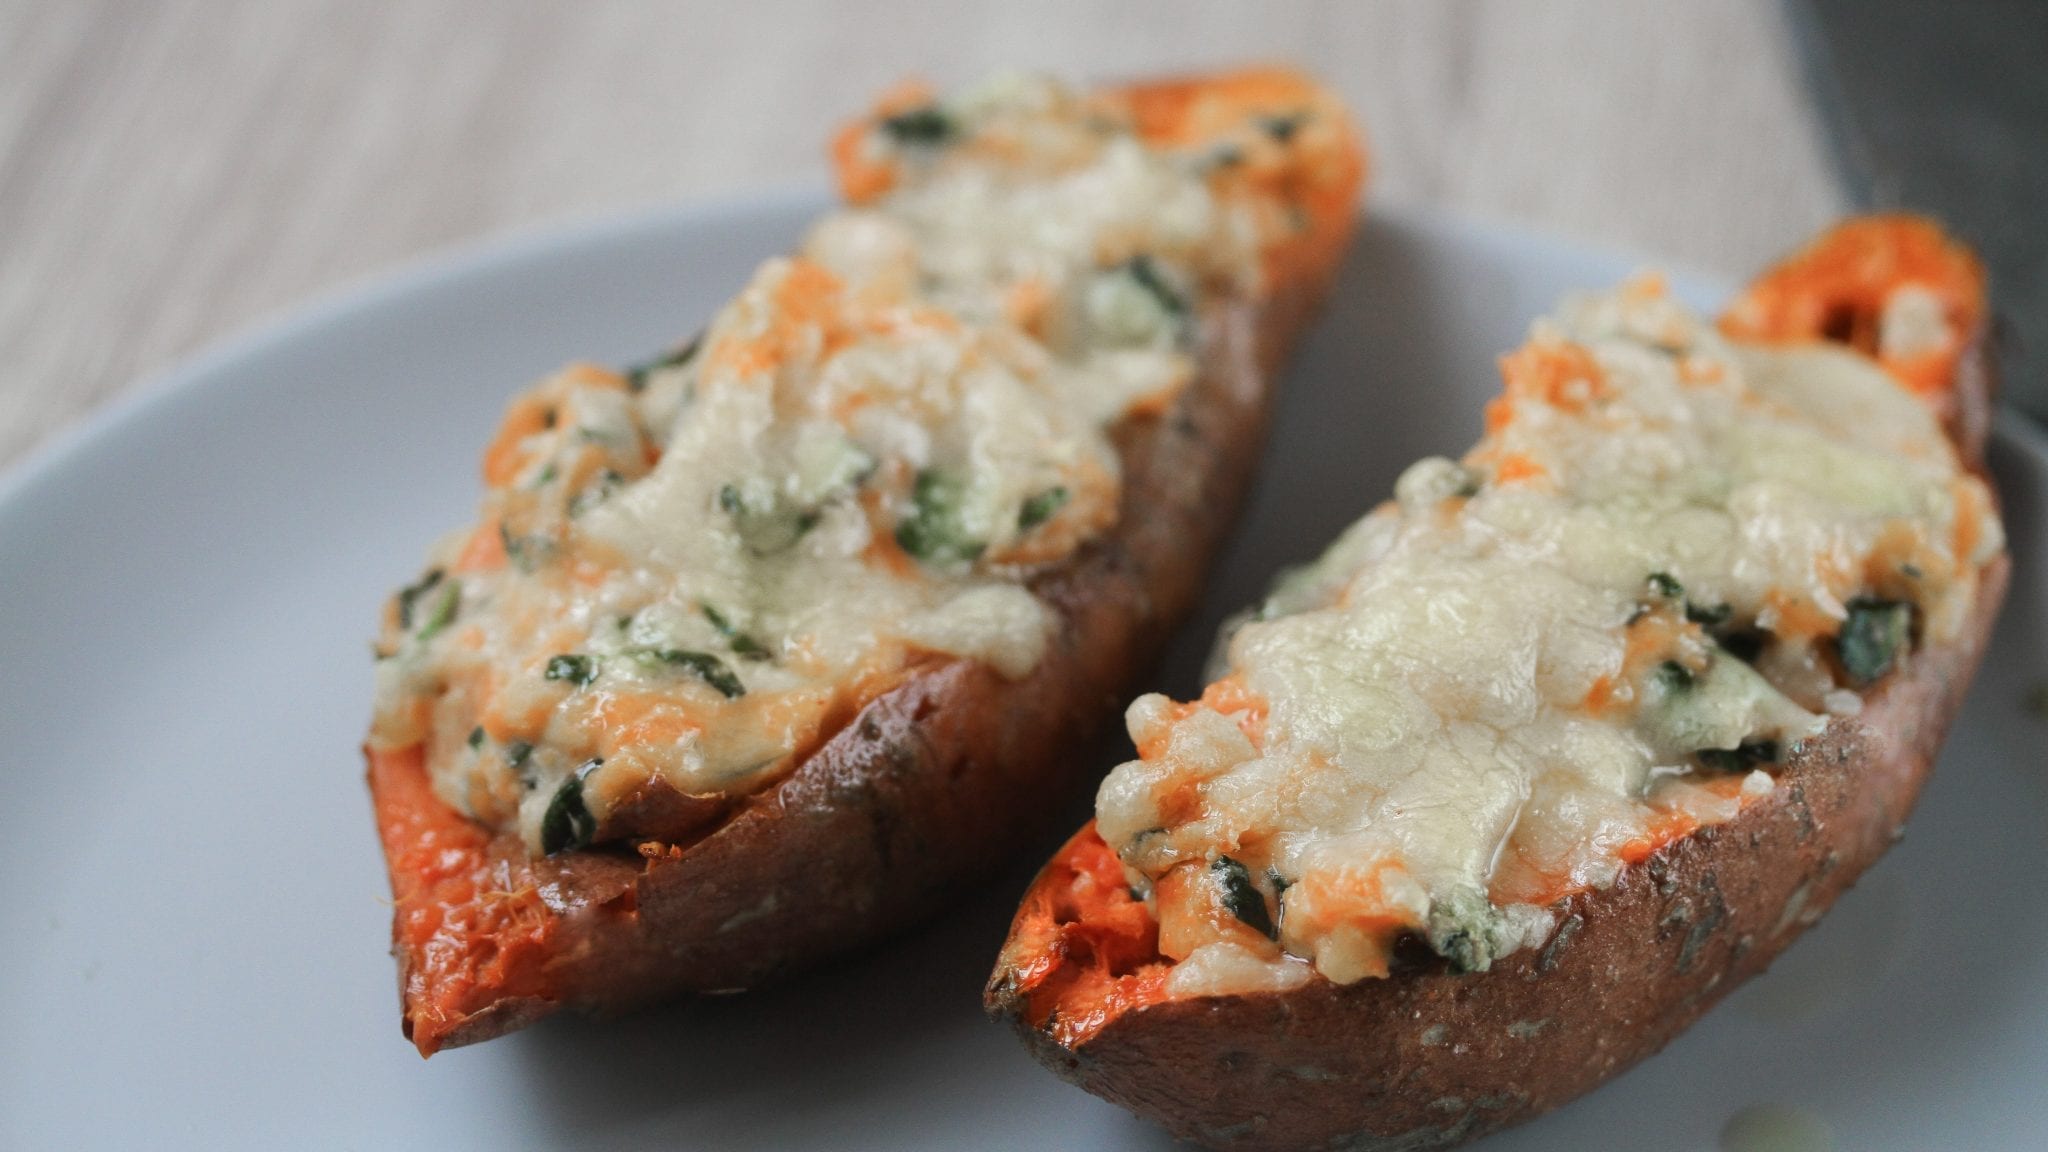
[370,175,1361,1055]
[984,322,2009,1150]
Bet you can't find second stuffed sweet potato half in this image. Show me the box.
[365,67,1366,1055]
[988,216,2007,1150]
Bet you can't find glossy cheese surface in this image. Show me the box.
[1093,274,2004,993]
[367,70,1361,855]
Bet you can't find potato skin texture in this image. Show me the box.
[368,169,1361,1053]
[985,331,2005,1149]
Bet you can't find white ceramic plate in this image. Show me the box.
[3,194,2043,1151]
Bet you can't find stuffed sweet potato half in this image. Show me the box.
[364,68,1366,1056]
[987,217,2007,1150]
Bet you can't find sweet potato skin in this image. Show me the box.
[985,306,2006,1149]
[369,158,1362,1051]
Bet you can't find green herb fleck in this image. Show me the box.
[896,469,985,565]
[881,105,953,145]
[702,603,772,661]
[1211,856,1276,939]
[413,581,460,643]
[467,726,485,750]
[1124,254,1188,317]
[719,483,822,555]
[1654,660,1696,694]
[639,648,746,698]
[1259,111,1307,143]
[1837,598,1912,686]
[532,462,558,488]
[1425,888,1512,974]
[1643,572,1730,627]
[540,759,601,855]
[545,654,598,687]
[499,521,551,574]
[395,568,444,630]
[1018,486,1069,531]
[570,469,625,516]
[505,741,534,772]
[625,332,702,392]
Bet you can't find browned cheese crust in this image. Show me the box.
[380,211,1358,1048]
[987,328,2007,1151]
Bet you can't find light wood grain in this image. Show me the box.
[0,0,1844,471]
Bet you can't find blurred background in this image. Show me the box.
[1,0,2038,472]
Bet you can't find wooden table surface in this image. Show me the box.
[0,0,1844,472]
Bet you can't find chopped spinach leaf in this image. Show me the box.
[1425,888,1512,974]
[625,332,702,392]
[638,648,746,698]
[1838,597,1911,685]
[1654,660,1696,694]
[395,568,445,630]
[413,582,460,644]
[499,521,551,573]
[896,469,985,565]
[545,654,598,687]
[1211,855,1276,939]
[569,468,625,517]
[718,484,820,555]
[540,759,601,855]
[701,603,772,661]
[1259,111,1307,143]
[1644,572,1730,627]
[881,105,954,145]
[1018,486,1069,531]
[1124,254,1188,317]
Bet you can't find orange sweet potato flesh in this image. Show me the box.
[986,216,2007,1150]
[368,68,1366,1056]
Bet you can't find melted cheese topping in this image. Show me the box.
[1095,275,2003,992]
[367,71,1356,855]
